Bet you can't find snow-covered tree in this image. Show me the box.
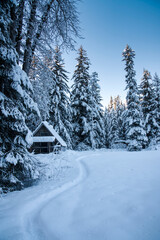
[71,46,92,150]
[114,96,126,141]
[29,53,54,124]
[108,96,114,111]
[104,108,110,148]
[109,107,119,148]
[48,47,72,148]
[139,70,159,145]
[104,96,127,148]
[152,73,160,142]
[13,0,81,75]
[0,0,39,192]
[89,72,105,148]
[122,45,147,151]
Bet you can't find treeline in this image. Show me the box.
[30,46,105,150]
[105,46,160,150]
[30,45,160,151]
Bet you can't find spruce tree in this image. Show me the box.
[71,46,92,150]
[109,107,119,148]
[104,98,116,148]
[113,96,126,142]
[30,53,54,124]
[89,72,105,148]
[122,45,147,151]
[0,1,39,192]
[48,47,72,148]
[139,70,159,145]
[104,108,110,148]
[152,73,160,142]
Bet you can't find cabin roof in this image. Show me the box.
[33,121,67,147]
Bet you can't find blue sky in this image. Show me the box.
[64,0,160,107]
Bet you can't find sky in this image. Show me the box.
[63,0,160,107]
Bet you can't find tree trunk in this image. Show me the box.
[23,0,38,75]
[10,4,17,47]
[16,0,25,60]
[30,0,55,71]
[23,0,55,76]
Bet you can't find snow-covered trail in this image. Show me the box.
[0,150,160,240]
[0,152,90,240]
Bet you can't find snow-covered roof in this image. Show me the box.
[33,136,55,143]
[33,121,67,147]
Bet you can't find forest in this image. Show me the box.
[0,0,160,193]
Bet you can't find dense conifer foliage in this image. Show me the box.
[0,0,39,191]
[0,0,80,192]
[139,70,159,145]
[71,47,92,149]
[89,72,105,148]
[122,45,147,151]
[48,47,72,148]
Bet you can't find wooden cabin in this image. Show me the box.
[30,121,67,154]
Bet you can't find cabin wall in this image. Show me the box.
[32,142,54,154]
[31,141,65,154]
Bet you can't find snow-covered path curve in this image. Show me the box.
[21,155,89,240]
[1,150,160,240]
[0,152,91,240]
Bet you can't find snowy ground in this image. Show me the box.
[0,148,160,240]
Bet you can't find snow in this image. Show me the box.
[0,149,160,240]
[33,136,55,143]
[25,130,33,146]
[5,152,19,165]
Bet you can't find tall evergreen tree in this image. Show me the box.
[30,53,54,123]
[104,108,110,148]
[48,47,72,148]
[122,45,147,151]
[104,98,115,148]
[152,73,160,142]
[71,46,92,150]
[0,0,39,192]
[108,107,119,148]
[89,72,105,148]
[114,96,126,141]
[139,70,159,145]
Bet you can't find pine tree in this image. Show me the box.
[114,96,126,141]
[48,47,72,148]
[139,70,159,145]
[105,104,118,148]
[104,96,127,148]
[30,53,54,123]
[108,96,114,111]
[89,72,105,148]
[152,73,160,142]
[104,108,110,148]
[71,46,92,150]
[122,45,147,151]
[0,1,39,192]
[109,107,119,148]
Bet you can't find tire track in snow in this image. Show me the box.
[20,154,90,240]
